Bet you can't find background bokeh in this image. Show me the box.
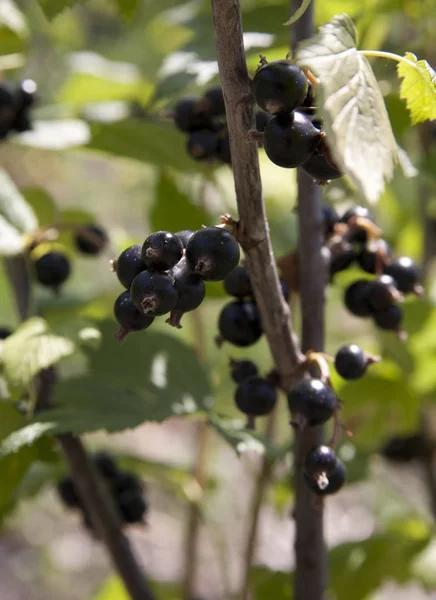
[0,0,436,598]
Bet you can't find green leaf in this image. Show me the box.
[0,423,57,457]
[0,215,25,256]
[30,321,212,436]
[38,0,83,20]
[21,187,57,227]
[295,14,397,204]
[397,52,436,124]
[0,1,28,55]
[92,576,181,600]
[114,0,139,20]
[248,567,291,600]
[151,171,210,233]
[284,0,313,26]
[0,168,38,234]
[2,317,76,393]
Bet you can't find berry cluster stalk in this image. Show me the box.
[4,255,156,600]
[291,2,327,598]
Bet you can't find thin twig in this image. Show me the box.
[291,2,327,598]
[4,255,156,600]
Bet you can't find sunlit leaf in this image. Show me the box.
[0,216,25,256]
[0,168,38,234]
[284,0,313,26]
[397,52,436,124]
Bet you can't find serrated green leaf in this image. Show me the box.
[0,168,38,234]
[2,317,76,392]
[295,14,397,204]
[0,215,25,256]
[0,422,56,457]
[38,0,84,20]
[397,52,436,124]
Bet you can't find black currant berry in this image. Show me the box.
[0,83,16,137]
[341,206,374,243]
[203,86,225,116]
[367,274,399,311]
[334,344,368,380]
[16,79,37,110]
[114,291,155,331]
[304,458,346,495]
[357,239,391,274]
[57,476,81,508]
[304,445,338,477]
[255,110,273,132]
[230,359,259,384]
[218,300,262,347]
[330,240,356,277]
[252,60,308,114]
[94,451,118,479]
[235,376,277,416]
[174,97,210,133]
[115,244,145,289]
[175,230,195,248]
[74,224,108,255]
[141,231,183,272]
[34,250,71,288]
[384,256,421,294]
[344,280,373,317]
[302,144,342,181]
[373,304,403,331]
[381,433,430,463]
[186,227,240,281]
[130,271,178,316]
[287,378,337,426]
[263,112,322,168]
[112,472,143,495]
[11,112,31,133]
[167,258,206,328]
[321,204,339,238]
[119,492,148,524]
[187,129,219,161]
[223,265,253,298]
[0,327,12,340]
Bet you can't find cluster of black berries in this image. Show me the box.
[113,227,240,340]
[57,451,147,530]
[216,264,289,347]
[230,359,277,426]
[0,80,37,140]
[321,204,422,337]
[251,58,341,182]
[173,86,232,165]
[28,225,108,292]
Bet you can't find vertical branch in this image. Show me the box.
[291,2,328,599]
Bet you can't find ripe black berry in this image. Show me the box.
[34,250,71,288]
[57,476,81,508]
[94,451,118,479]
[203,86,225,116]
[334,344,368,380]
[357,239,391,274]
[0,327,12,340]
[341,206,374,243]
[115,244,145,289]
[174,97,210,133]
[287,378,337,426]
[16,79,37,110]
[321,204,339,238]
[344,280,373,317]
[218,300,262,347]
[235,376,277,416]
[255,110,273,132]
[373,304,403,331]
[186,227,240,281]
[252,60,308,114]
[304,458,346,495]
[384,256,421,294]
[141,231,183,272]
[0,83,16,138]
[74,224,108,255]
[330,240,356,277]
[302,144,342,181]
[304,445,338,478]
[223,265,253,298]
[114,291,154,331]
[187,129,219,161]
[119,492,148,524]
[130,271,178,316]
[263,112,322,168]
[230,359,259,384]
[175,230,195,248]
[112,471,143,495]
[381,433,430,463]
[167,258,206,328]
[367,275,398,311]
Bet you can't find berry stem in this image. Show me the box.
[359,49,418,69]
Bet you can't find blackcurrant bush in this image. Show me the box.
[119,492,148,524]
[174,97,211,133]
[367,274,398,311]
[304,445,338,477]
[304,458,346,495]
[357,239,391,274]
[223,265,253,298]
[373,304,403,331]
[186,227,240,281]
[218,300,262,347]
[302,144,342,181]
[384,256,421,294]
[167,258,206,327]
[57,476,81,509]
[187,129,219,161]
[334,344,368,380]
[175,230,195,248]
[263,112,322,169]
[0,327,12,340]
[344,280,373,317]
[115,244,145,289]
[235,376,277,416]
[114,291,155,331]
[203,86,225,116]
[321,204,339,238]
[287,378,337,426]
[130,271,178,316]
[74,224,108,256]
[93,451,118,479]
[34,250,71,288]
[230,359,259,384]
[330,240,356,276]
[340,206,374,243]
[141,231,183,272]
[255,110,273,132]
[252,60,308,114]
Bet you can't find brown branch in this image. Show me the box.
[5,255,156,600]
[291,2,327,599]
[211,0,304,392]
